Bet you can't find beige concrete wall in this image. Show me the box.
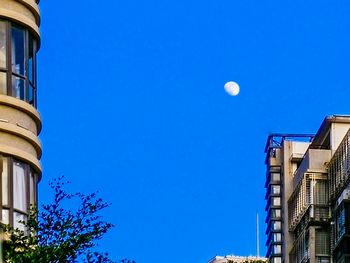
[307,149,331,171]
[282,141,293,263]
[282,140,310,263]
[0,130,36,155]
[0,0,40,39]
[308,227,316,263]
[0,104,39,134]
[290,141,309,160]
[330,123,350,153]
[293,149,331,188]
[0,95,41,173]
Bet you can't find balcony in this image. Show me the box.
[328,129,350,202]
[288,173,330,231]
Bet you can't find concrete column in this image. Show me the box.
[309,227,316,263]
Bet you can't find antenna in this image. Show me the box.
[256,211,260,257]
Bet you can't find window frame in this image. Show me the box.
[0,20,37,107]
[0,155,38,227]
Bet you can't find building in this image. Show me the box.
[208,255,267,263]
[0,0,41,229]
[265,115,350,263]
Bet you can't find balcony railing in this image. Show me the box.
[289,229,309,263]
[288,173,329,231]
[328,129,350,201]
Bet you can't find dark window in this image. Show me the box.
[11,26,25,76]
[0,20,37,107]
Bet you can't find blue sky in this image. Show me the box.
[37,1,350,262]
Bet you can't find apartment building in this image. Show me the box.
[265,115,350,263]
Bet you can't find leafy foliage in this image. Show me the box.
[1,176,126,262]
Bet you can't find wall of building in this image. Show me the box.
[281,140,309,263]
[266,116,350,263]
[0,0,41,227]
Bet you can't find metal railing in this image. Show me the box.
[328,129,350,201]
[288,174,329,231]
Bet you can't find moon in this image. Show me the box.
[224,81,240,96]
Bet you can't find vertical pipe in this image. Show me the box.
[0,226,2,263]
[256,211,260,258]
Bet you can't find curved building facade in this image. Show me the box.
[0,0,41,230]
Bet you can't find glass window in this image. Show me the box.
[28,83,34,105]
[273,257,282,263]
[273,244,282,254]
[2,157,8,206]
[0,157,38,228]
[272,185,281,194]
[271,173,281,182]
[13,161,26,212]
[29,170,36,205]
[1,209,9,224]
[0,21,6,69]
[317,257,330,263]
[272,209,281,218]
[336,204,346,242]
[28,35,34,83]
[272,221,281,231]
[12,76,25,99]
[11,26,25,76]
[273,233,282,242]
[0,21,37,106]
[13,212,26,231]
[272,197,281,206]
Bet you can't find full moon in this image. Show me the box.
[224,81,240,96]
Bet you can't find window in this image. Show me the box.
[316,229,330,256]
[271,185,281,195]
[335,203,346,243]
[29,169,36,205]
[0,21,6,69]
[317,257,330,263]
[273,233,282,242]
[271,173,281,182]
[11,26,25,76]
[13,212,26,232]
[272,197,281,206]
[2,209,9,224]
[0,156,38,228]
[0,20,37,107]
[1,157,8,206]
[0,21,6,95]
[273,244,282,254]
[13,161,26,212]
[271,209,281,219]
[272,221,281,231]
[273,257,282,263]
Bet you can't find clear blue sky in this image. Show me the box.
[37,1,350,262]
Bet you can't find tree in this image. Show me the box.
[1,176,133,263]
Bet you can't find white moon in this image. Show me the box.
[224,81,240,96]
